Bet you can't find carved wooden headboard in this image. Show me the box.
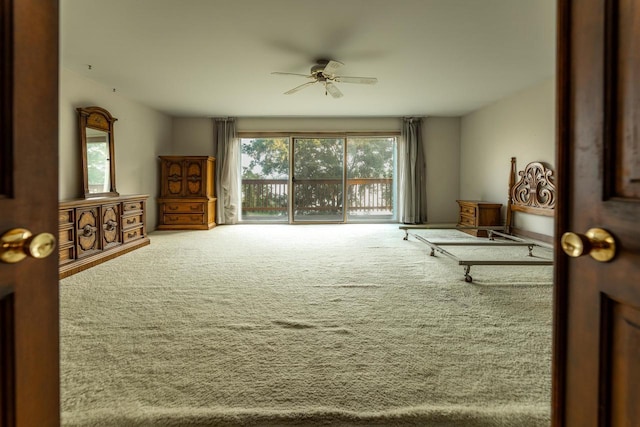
[505,157,556,234]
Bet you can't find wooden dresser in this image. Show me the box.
[157,156,216,230]
[59,194,150,278]
[456,200,502,237]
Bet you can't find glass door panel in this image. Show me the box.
[346,137,396,221]
[240,137,290,222]
[293,138,344,222]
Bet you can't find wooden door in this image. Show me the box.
[161,157,184,197]
[101,204,122,250]
[554,0,640,425]
[76,207,100,258]
[0,0,60,425]
[184,158,206,197]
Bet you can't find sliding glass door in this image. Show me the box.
[241,135,397,223]
[292,138,344,222]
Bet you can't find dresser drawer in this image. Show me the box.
[459,215,476,226]
[59,245,75,264]
[59,209,74,224]
[58,227,74,246]
[162,214,205,225]
[123,226,144,243]
[162,201,205,214]
[122,213,144,228]
[123,200,144,212]
[459,204,476,216]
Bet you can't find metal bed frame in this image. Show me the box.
[401,158,556,283]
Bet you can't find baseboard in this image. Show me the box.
[511,227,553,245]
[59,238,150,279]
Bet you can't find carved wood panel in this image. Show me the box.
[101,204,121,248]
[165,160,183,196]
[0,0,11,199]
[607,0,640,199]
[185,159,203,196]
[603,298,640,425]
[76,208,99,257]
[510,161,556,213]
[86,111,109,131]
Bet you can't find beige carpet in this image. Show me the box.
[60,224,553,426]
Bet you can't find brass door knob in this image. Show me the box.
[561,228,616,262]
[0,228,57,264]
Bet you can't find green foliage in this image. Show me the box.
[87,142,109,187]
[242,138,289,179]
[241,137,395,219]
[242,137,394,179]
[347,138,394,179]
[294,138,343,179]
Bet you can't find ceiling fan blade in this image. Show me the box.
[322,60,344,76]
[272,72,313,78]
[325,82,343,98]
[334,76,378,85]
[284,81,316,95]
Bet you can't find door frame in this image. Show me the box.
[552,0,570,423]
[238,132,399,224]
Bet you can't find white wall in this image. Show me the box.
[460,77,555,236]
[170,116,461,222]
[171,118,214,156]
[236,117,400,133]
[59,68,173,230]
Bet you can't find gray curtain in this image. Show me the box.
[213,118,240,224]
[398,117,427,224]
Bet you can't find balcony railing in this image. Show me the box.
[242,178,393,217]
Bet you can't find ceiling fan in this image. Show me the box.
[271,59,378,98]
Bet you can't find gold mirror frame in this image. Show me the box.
[77,106,119,198]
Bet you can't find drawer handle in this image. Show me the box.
[81,225,97,237]
[127,231,138,239]
[104,220,118,231]
[126,218,137,225]
[190,206,200,211]
[168,206,179,211]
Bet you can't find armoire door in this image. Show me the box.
[554,0,640,425]
[183,158,207,197]
[0,0,60,425]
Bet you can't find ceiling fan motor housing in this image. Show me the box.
[311,63,327,75]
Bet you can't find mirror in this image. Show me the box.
[77,106,118,198]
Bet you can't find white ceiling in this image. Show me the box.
[61,0,556,118]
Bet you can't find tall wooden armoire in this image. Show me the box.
[157,156,216,230]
